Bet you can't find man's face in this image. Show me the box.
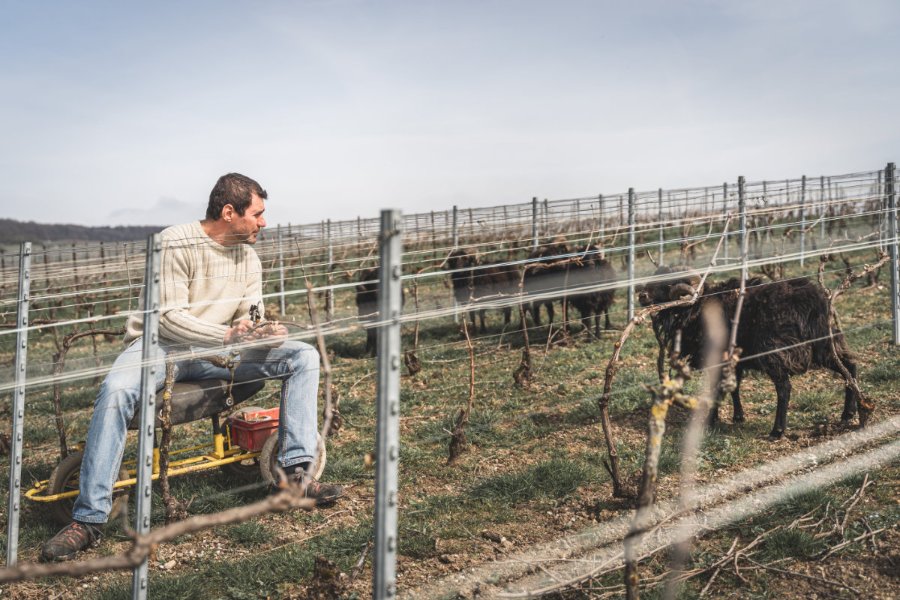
[228,193,267,245]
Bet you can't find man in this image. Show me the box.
[41,173,342,562]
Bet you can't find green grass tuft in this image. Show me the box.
[224,521,271,546]
[470,458,589,503]
[758,529,824,561]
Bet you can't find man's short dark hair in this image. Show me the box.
[206,173,268,220]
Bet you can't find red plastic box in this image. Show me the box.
[229,407,281,452]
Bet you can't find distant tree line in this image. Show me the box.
[0,219,165,244]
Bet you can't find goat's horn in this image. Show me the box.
[669,282,696,300]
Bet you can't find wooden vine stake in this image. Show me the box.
[302,264,339,444]
[817,250,888,422]
[624,332,698,599]
[404,268,423,376]
[51,328,123,460]
[513,269,532,386]
[448,316,476,464]
[599,218,731,498]
[158,360,188,523]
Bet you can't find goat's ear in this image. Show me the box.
[669,282,695,300]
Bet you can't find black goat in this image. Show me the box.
[355,268,380,356]
[355,267,407,355]
[523,239,571,327]
[638,266,866,438]
[447,248,518,333]
[567,244,617,337]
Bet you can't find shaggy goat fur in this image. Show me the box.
[447,248,518,333]
[638,266,866,438]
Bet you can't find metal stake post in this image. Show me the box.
[877,170,885,250]
[326,219,334,322]
[132,234,161,600]
[598,195,605,242]
[627,188,636,322]
[722,183,729,262]
[886,163,899,345]
[452,205,459,249]
[5,242,31,566]
[277,225,286,316]
[739,176,748,281]
[531,197,538,250]
[374,209,402,599]
[820,175,826,241]
[784,178,790,221]
[430,211,436,251]
[657,188,664,266]
[574,198,581,232]
[763,180,771,248]
[800,175,807,266]
[543,199,549,236]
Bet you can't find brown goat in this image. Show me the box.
[447,248,518,333]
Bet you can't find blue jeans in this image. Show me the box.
[72,339,320,524]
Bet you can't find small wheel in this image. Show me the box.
[48,451,130,525]
[259,432,327,484]
[221,406,267,478]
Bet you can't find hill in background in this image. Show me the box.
[0,218,165,244]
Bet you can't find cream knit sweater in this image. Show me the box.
[125,221,264,347]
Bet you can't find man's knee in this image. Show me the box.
[282,341,320,373]
[95,372,143,413]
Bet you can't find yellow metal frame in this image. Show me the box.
[25,430,265,504]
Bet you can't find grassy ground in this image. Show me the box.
[0,249,897,599]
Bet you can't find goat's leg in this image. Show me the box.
[707,398,721,426]
[827,352,860,423]
[770,375,792,439]
[656,340,666,382]
[530,301,542,326]
[366,328,377,357]
[579,302,596,338]
[478,308,487,334]
[732,368,745,423]
[603,307,611,331]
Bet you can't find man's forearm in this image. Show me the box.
[159,310,230,347]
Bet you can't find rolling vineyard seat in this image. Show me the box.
[126,380,266,430]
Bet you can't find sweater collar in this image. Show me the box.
[192,220,238,253]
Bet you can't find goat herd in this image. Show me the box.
[353,240,872,439]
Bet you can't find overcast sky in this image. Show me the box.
[2,0,897,228]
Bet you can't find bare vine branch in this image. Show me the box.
[0,491,314,583]
[599,217,732,498]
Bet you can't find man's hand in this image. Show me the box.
[224,320,254,345]
[224,320,287,348]
[245,322,288,348]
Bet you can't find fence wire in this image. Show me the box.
[0,165,897,598]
